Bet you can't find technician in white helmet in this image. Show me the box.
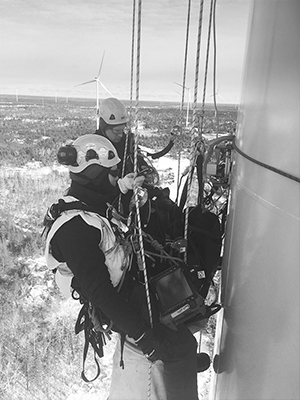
[96,97,160,180]
[95,97,157,215]
[96,97,131,162]
[44,134,200,400]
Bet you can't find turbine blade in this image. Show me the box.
[97,51,106,78]
[174,81,186,89]
[98,80,114,97]
[74,79,95,87]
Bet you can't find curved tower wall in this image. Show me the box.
[210,1,299,399]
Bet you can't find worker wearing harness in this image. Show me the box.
[95,97,182,246]
[95,97,174,189]
[45,134,200,400]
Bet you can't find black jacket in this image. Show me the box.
[50,181,148,340]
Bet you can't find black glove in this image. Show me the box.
[135,328,175,363]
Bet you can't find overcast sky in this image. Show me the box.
[0,0,251,103]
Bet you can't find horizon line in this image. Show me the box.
[0,93,238,107]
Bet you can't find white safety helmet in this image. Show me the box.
[100,98,129,126]
[68,134,120,173]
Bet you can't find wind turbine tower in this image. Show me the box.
[75,51,113,130]
[174,81,192,128]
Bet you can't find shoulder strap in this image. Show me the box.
[42,199,105,237]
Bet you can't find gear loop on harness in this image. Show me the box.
[74,299,107,383]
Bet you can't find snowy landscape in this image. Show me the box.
[0,96,235,399]
[1,157,215,400]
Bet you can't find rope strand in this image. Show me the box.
[200,0,215,133]
[212,0,219,138]
[130,0,136,118]
[183,0,205,263]
[131,2,154,398]
[176,0,192,204]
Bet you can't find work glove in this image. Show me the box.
[135,328,175,363]
[118,173,145,194]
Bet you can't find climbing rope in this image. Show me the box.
[132,0,153,328]
[118,0,137,213]
[129,0,136,119]
[200,0,215,133]
[131,1,153,397]
[186,0,215,200]
[191,0,205,126]
[180,0,192,115]
[176,0,192,199]
[183,0,205,264]
[212,0,219,138]
[117,131,129,212]
[182,6,218,357]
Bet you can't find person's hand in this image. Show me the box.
[135,328,175,363]
[134,175,145,187]
[118,173,145,194]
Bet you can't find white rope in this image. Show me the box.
[129,0,136,119]
[212,0,219,139]
[200,0,215,133]
[180,0,191,112]
[183,0,205,263]
[117,0,137,213]
[185,1,217,356]
[132,0,153,328]
[176,0,192,204]
[117,131,129,213]
[131,1,153,396]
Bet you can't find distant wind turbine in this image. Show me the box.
[174,81,192,127]
[75,51,113,130]
[209,86,227,103]
[65,89,70,103]
[233,94,239,109]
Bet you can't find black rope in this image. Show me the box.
[233,140,300,184]
[146,138,174,160]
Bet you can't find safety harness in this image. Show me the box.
[43,193,222,382]
[43,198,134,382]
